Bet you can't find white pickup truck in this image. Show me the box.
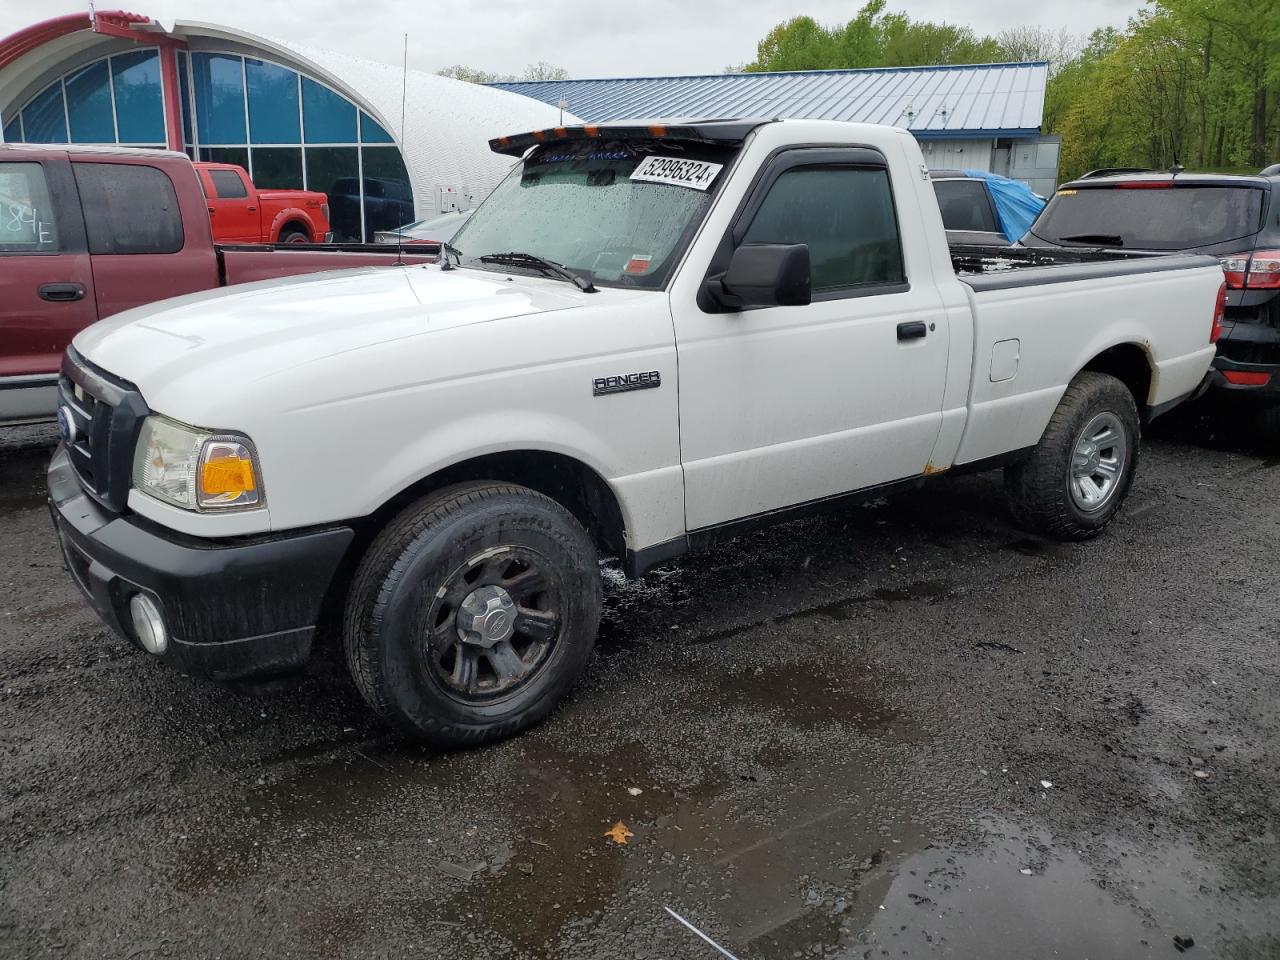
[49,119,1225,745]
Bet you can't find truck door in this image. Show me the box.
[671,148,950,531]
[73,159,218,318]
[0,156,96,421]
[202,165,259,243]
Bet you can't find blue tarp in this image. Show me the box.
[963,169,1046,243]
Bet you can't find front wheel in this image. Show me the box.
[343,482,602,746]
[1005,371,1140,540]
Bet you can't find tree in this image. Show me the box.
[437,62,571,84]
[997,25,1082,78]
[437,65,500,84]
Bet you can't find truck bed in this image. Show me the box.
[217,242,439,286]
[950,243,1146,277]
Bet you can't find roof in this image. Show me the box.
[0,142,187,158]
[492,62,1048,139]
[1062,172,1271,188]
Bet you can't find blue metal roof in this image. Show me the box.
[492,62,1047,138]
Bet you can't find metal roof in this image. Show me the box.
[493,62,1048,139]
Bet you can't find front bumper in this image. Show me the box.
[48,446,354,680]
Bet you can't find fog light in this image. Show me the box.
[129,594,167,655]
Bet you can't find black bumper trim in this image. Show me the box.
[48,446,354,680]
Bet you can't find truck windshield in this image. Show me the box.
[1029,184,1265,250]
[449,139,738,289]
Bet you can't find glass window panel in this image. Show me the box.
[933,179,998,233]
[111,50,164,144]
[250,147,303,189]
[246,59,300,144]
[177,51,192,145]
[3,115,21,143]
[73,162,183,255]
[198,146,249,169]
[21,85,67,144]
[301,77,355,143]
[742,167,905,291]
[305,146,359,240]
[360,146,414,238]
[209,168,248,198]
[360,112,394,144]
[192,53,246,145]
[0,162,60,251]
[65,60,115,143]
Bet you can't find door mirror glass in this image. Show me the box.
[708,242,811,310]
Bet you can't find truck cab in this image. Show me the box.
[194,162,331,244]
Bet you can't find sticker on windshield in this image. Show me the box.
[630,156,723,191]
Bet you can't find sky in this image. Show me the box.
[0,0,1144,78]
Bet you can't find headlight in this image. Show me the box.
[132,415,263,511]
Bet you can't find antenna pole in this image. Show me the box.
[397,32,408,265]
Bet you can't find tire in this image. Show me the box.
[343,482,602,746]
[1005,371,1140,541]
[279,228,309,243]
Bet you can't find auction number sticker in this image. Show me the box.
[630,155,723,191]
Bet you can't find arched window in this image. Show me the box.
[181,50,412,242]
[3,48,414,242]
[2,49,165,147]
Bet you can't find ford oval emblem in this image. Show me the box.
[56,405,77,445]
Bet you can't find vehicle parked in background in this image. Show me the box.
[373,210,471,245]
[49,119,1222,746]
[329,176,414,242]
[194,162,331,244]
[931,169,1045,247]
[1023,167,1280,422]
[0,145,435,425]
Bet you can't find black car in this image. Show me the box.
[1023,167,1280,419]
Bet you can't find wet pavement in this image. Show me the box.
[2,405,1279,959]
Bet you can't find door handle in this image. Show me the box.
[208,207,216,215]
[38,282,86,303]
[246,206,257,212]
[897,321,928,341]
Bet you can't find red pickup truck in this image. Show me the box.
[0,144,433,425]
[194,162,330,244]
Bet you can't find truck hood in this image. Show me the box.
[74,264,586,409]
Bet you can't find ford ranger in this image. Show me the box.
[47,120,1225,746]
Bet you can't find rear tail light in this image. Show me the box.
[1211,281,1226,344]
[321,202,330,221]
[1114,181,1172,189]
[1219,250,1280,290]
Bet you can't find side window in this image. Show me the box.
[933,179,998,233]
[741,166,906,293]
[209,168,248,199]
[73,162,183,255]
[0,162,59,252]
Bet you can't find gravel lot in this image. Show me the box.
[2,406,1278,960]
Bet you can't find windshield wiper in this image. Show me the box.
[477,252,597,293]
[1057,233,1125,246]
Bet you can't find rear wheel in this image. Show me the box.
[1005,371,1140,540]
[343,482,602,746]
[279,228,309,243]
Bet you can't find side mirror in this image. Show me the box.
[705,243,811,311]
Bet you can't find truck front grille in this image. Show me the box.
[57,347,149,513]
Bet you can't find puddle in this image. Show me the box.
[863,820,1280,959]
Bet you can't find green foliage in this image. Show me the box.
[742,1,1279,178]
[744,1,1002,73]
